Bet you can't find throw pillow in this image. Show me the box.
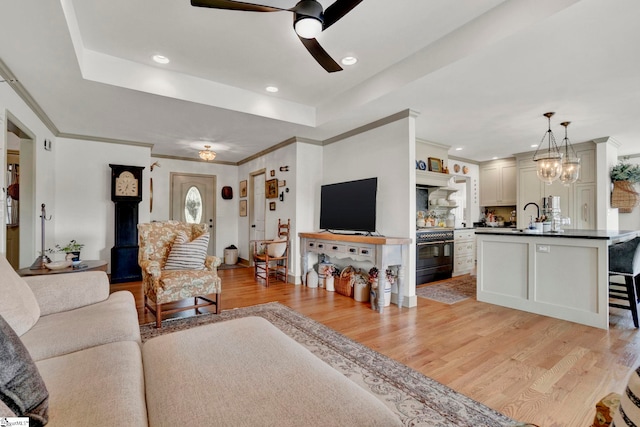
[609,237,640,275]
[164,231,209,270]
[0,314,49,426]
[267,239,287,258]
[0,255,40,336]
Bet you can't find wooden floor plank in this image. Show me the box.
[111,269,640,426]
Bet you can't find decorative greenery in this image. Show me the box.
[610,161,640,183]
[48,239,84,253]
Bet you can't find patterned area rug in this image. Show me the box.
[140,302,523,426]
[416,275,477,304]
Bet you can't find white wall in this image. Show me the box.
[322,115,416,302]
[596,137,620,230]
[294,142,323,283]
[54,138,150,271]
[1,83,57,267]
[237,142,298,270]
[149,157,238,257]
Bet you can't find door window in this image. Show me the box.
[184,186,203,224]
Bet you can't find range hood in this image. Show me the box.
[416,170,454,187]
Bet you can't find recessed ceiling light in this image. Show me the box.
[531,144,539,148]
[265,86,279,93]
[455,147,463,151]
[492,156,499,160]
[152,55,170,64]
[341,56,358,66]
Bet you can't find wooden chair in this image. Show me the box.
[138,221,221,328]
[609,236,640,328]
[253,219,290,286]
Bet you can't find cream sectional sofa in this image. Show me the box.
[0,255,401,426]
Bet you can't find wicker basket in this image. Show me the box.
[334,266,355,297]
[611,180,640,213]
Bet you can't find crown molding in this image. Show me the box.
[0,58,59,135]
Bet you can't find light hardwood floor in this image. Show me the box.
[111,267,640,427]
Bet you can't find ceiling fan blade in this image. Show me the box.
[191,0,287,13]
[298,36,342,73]
[322,0,363,29]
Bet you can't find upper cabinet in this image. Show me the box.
[515,142,597,229]
[479,159,517,206]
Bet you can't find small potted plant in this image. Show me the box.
[52,240,85,262]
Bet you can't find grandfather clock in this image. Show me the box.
[109,164,145,284]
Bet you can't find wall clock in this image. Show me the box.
[109,164,145,283]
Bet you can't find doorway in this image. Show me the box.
[249,170,266,266]
[4,117,35,269]
[170,173,217,255]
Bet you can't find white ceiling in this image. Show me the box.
[1,0,640,163]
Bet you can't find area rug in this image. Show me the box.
[416,275,477,304]
[140,302,523,427]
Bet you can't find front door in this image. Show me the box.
[170,173,216,255]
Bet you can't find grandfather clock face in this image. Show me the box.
[115,171,139,197]
[110,164,143,202]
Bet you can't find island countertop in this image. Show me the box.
[474,228,637,241]
[475,228,638,329]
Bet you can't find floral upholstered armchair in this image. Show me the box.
[138,220,221,328]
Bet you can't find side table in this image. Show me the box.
[16,260,108,277]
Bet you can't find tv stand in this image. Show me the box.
[298,232,412,311]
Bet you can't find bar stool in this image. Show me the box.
[609,237,640,328]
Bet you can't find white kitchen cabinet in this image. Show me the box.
[517,164,572,227]
[479,159,516,206]
[574,184,596,229]
[453,229,475,276]
[516,142,596,229]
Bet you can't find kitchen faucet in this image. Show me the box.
[523,202,540,220]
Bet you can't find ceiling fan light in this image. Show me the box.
[294,17,322,39]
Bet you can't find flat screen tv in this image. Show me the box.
[319,177,377,233]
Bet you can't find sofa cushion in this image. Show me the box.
[143,316,402,426]
[164,231,209,270]
[21,291,141,362]
[0,314,48,426]
[36,341,147,427]
[0,256,40,336]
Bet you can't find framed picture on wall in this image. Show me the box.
[239,180,247,198]
[428,157,442,172]
[239,200,247,217]
[269,202,276,211]
[265,178,278,199]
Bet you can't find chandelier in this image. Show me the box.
[199,145,216,161]
[533,112,563,184]
[558,121,580,186]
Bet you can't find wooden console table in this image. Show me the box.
[17,260,108,277]
[299,232,411,311]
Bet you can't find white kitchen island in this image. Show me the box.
[475,229,638,329]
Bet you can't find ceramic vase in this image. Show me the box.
[306,269,318,288]
[325,275,334,292]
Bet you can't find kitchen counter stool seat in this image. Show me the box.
[609,237,640,328]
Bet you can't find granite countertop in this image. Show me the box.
[474,228,638,241]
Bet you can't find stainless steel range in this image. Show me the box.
[416,229,454,285]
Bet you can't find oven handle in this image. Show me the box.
[417,241,444,246]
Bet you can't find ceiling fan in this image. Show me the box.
[190,0,363,73]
